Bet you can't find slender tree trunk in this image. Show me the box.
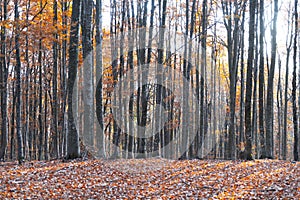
[138,0,148,157]
[265,0,278,159]
[147,0,155,156]
[24,0,31,161]
[179,0,191,159]
[221,0,240,159]
[283,16,293,159]
[60,0,68,157]
[259,0,266,158]
[10,87,16,160]
[292,0,299,161]
[277,57,282,159]
[124,0,135,158]
[117,0,126,158]
[239,2,246,158]
[33,64,38,160]
[14,0,24,164]
[81,0,94,150]
[44,83,49,160]
[211,6,218,158]
[51,0,58,159]
[109,0,119,158]
[0,0,8,161]
[252,9,259,159]
[38,16,44,161]
[67,0,81,159]
[95,0,105,158]
[199,0,207,159]
[298,5,300,161]
[244,0,256,160]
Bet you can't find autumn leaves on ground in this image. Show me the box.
[0,159,299,199]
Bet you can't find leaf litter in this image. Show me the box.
[0,159,299,199]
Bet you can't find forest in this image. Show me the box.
[0,0,299,198]
[0,0,299,162]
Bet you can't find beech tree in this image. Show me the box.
[81,0,94,149]
[259,0,266,159]
[244,0,256,160]
[292,0,298,161]
[0,0,8,161]
[264,0,278,159]
[66,0,80,159]
[14,0,24,164]
[221,0,243,159]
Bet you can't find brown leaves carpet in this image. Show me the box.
[0,159,299,199]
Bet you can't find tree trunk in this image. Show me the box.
[244,0,256,160]
[265,0,278,159]
[14,0,24,164]
[95,0,105,158]
[60,0,68,158]
[259,0,266,159]
[199,0,207,159]
[239,2,246,159]
[221,0,241,159]
[292,0,298,161]
[81,0,94,150]
[283,13,293,159]
[51,0,58,159]
[38,27,43,161]
[66,0,81,159]
[0,0,8,161]
[276,57,282,159]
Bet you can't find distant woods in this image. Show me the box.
[0,0,299,162]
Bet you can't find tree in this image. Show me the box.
[265,0,278,159]
[67,0,81,159]
[292,0,298,161]
[38,1,44,161]
[51,0,58,159]
[221,0,242,159]
[14,0,24,164]
[95,0,105,158]
[244,0,256,160]
[199,0,208,159]
[283,2,294,160]
[0,0,8,161]
[81,0,94,150]
[258,0,266,159]
[60,0,69,158]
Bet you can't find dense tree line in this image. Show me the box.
[0,0,299,163]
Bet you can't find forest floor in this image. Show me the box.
[0,158,299,199]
